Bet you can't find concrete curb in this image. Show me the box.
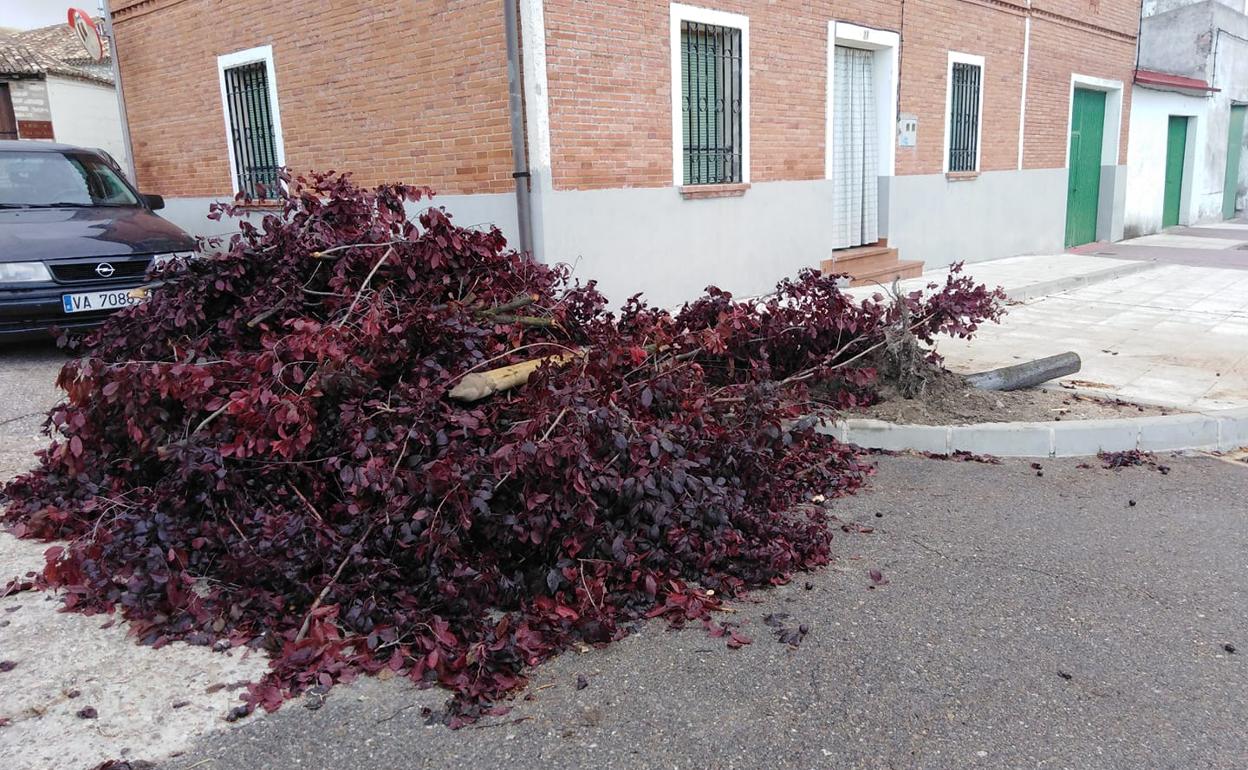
[1000,258,1158,302]
[816,408,1248,457]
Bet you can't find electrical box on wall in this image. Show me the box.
[898,114,917,148]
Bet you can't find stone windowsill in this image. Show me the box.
[680,183,751,200]
[230,198,284,210]
[945,171,981,182]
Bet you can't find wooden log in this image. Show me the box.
[964,352,1081,391]
[447,338,695,402]
[448,352,581,402]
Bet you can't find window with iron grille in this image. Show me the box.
[222,61,281,197]
[681,21,743,185]
[947,60,982,173]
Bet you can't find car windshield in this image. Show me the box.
[0,150,139,207]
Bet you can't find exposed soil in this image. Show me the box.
[850,372,1178,425]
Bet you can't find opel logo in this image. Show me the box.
[95,262,115,278]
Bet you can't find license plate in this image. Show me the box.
[61,287,147,314]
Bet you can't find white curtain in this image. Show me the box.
[832,46,879,249]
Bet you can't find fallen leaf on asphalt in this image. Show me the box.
[778,629,803,647]
[575,674,589,690]
[1225,644,1237,654]
[76,706,98,719]
[0,660,17,673]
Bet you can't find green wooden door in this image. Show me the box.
[1065,89,1106,247]
[1163,116,1188,228]
[1223,105,1246,219]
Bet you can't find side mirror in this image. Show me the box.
[142,193,165,211]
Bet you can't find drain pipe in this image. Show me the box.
[503,0,534,257]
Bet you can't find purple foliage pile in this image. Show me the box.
[1,172,1003,724]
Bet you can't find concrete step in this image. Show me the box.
[820,245,898,276]
[848,259,925,288]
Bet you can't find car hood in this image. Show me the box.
[0,206,196,262]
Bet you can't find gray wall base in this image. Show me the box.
[157,193,520,252]
[884,168,1069,269]
[539,179,841,307]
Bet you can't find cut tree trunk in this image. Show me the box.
[448,352,581,402]
[964,352,1081,391]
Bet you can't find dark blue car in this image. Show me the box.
[0,140,196,342]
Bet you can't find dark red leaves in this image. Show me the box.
[1098,450,1169,474]
[1,172,1001,726]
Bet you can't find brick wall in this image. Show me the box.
[893,0,1028,176]
[111,0,515,197]
[542,0,1140,190]
[1022,17,1136,169]
[109,0,1139,197]
[543,0,904,189]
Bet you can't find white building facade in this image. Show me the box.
[1128,0,1248,235]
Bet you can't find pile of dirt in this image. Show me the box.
[851,371,1175,425]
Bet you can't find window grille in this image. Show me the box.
[681,22,742,185]
[948,61,982,172]
[222,62,280,197]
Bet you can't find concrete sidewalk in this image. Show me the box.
[878,223,1248,412]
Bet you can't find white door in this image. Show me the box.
[832,45,879,249]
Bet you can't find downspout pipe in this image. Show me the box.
[503,0,535,257]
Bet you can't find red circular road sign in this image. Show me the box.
[67,8,104,63]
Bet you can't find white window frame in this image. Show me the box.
[1065,73,1124,170]
[669,3,750,187]
[824,21,900,181]
[216,45,287,196]
[943,51,986,174]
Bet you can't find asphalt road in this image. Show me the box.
[156,453,1248,770]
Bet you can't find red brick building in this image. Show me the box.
[111,0,1139,305]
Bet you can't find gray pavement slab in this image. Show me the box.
[160,455,1248,770]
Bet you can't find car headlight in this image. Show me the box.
[152,251,195,267]
[0,262,52,283]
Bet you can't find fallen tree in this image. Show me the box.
[1,172,1004,725]
[964,352,1081,391]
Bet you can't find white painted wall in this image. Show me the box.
[1125,87,1217,237]
[44,76,127,171]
